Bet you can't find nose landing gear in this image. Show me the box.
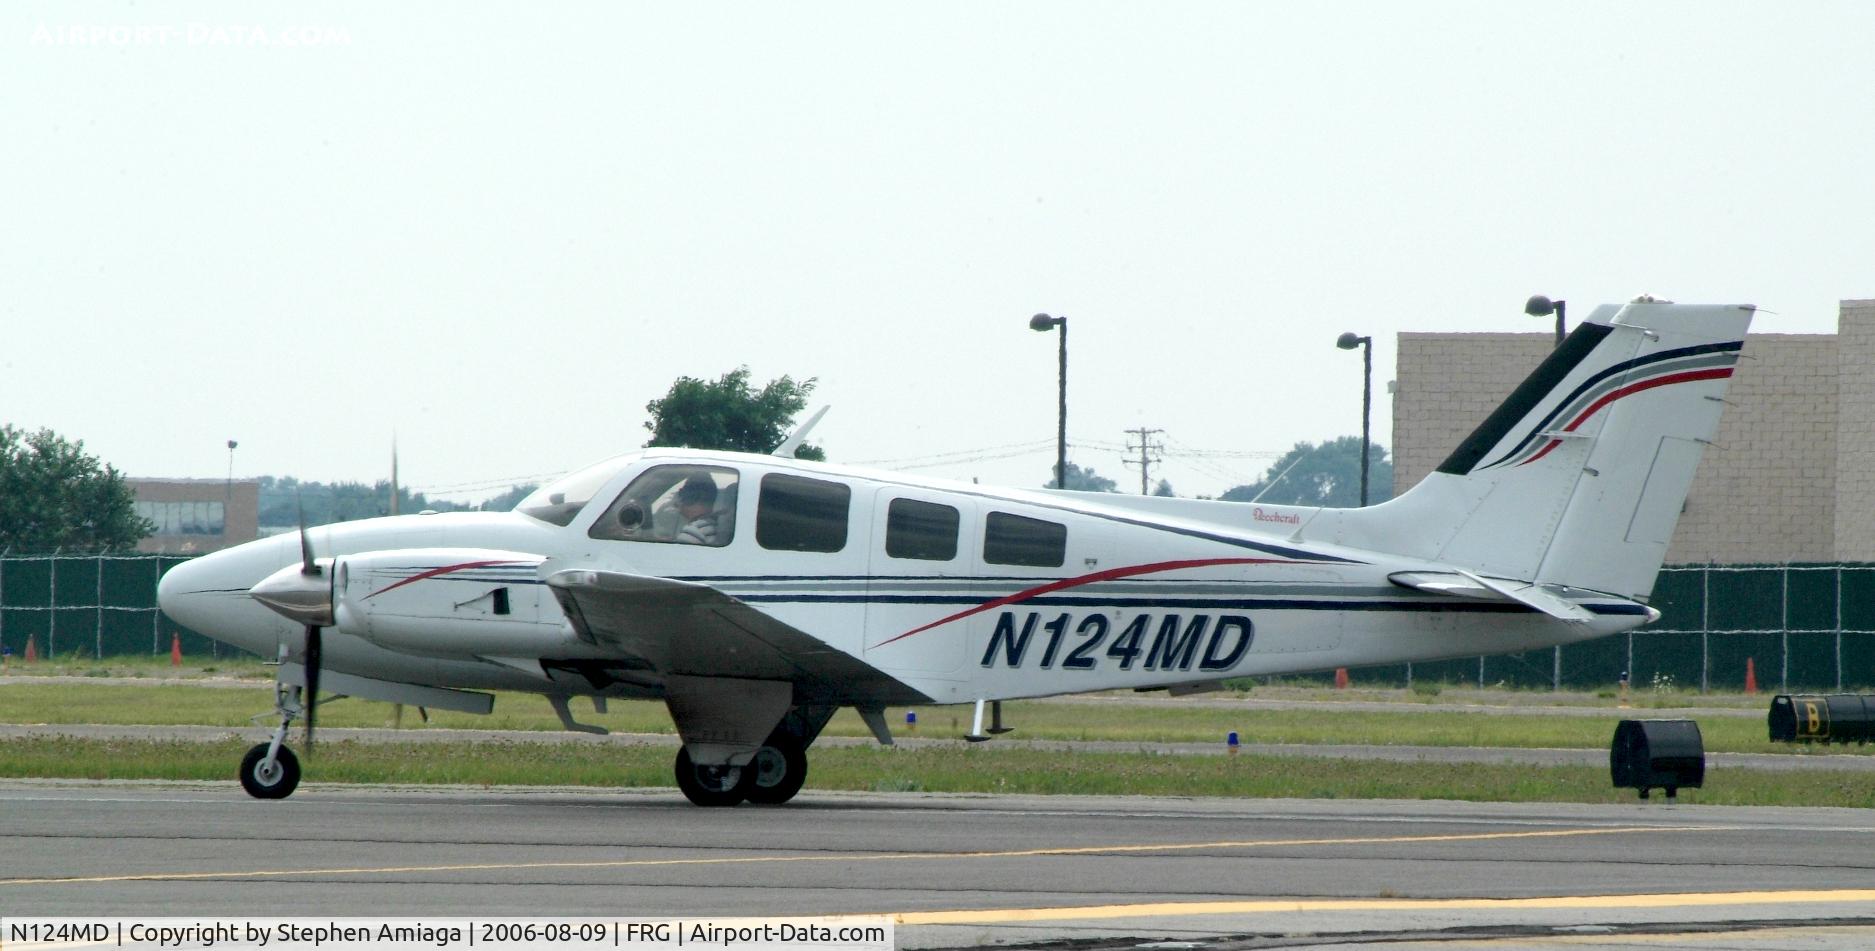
[240,682,307,799]
[240,742,300,799]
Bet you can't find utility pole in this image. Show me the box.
[1124,427,1164,495]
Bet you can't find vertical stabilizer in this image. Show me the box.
[1529,303,1753,597]
[1309,300,1753,600]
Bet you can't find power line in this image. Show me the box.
[1158,433,1287,460]
[412,473,563,494]
[881,446,1057,471]
[850,438,1056,468]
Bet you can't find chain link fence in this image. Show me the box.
[0,554,231,660]
[1372,564,1875,692]
[2,556,1870,690]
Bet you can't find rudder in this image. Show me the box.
[1312,299,1754,601]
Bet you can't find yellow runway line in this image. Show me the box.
[888,888,1875,924]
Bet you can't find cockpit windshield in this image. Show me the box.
[516,456,636,527]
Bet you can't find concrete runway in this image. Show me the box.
[5,780,1875,950]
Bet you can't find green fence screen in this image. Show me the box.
[0,554,232,660]
[2,557,1870,690]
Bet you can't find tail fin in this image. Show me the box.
[1312,300,1754,600]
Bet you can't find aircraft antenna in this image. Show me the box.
[773,406,829,458]
[1249,444,1322,504]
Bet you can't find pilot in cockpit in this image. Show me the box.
[669,475,719,545]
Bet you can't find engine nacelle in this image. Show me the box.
[330,547,583,658]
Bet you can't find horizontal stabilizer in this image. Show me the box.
[1389,571,1595,623]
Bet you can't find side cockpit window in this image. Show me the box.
[588,465,739,547]
[517,458,634,527]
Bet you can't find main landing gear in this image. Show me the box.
[673,730,808,807]
[239,682,307,799]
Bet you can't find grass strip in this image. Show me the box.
[3,735,1872,808]
[0,683,1853,757]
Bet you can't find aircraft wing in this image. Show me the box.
[544,569,927,705]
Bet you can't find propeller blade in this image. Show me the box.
[304,624,322,753]
[297,495,317,576]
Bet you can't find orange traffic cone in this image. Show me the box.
[1745,657,1758,695]
[1334,667,1350,689]
[24,635,37,664]
[171,632,183,667]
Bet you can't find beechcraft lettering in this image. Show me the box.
[980,611,1253,672]
[156,299,1756,806]
[1251,507,1301,526]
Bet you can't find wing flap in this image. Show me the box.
[545,569,925,704]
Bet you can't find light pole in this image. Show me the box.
[1525,295,1566,347]
[1336,332,1372,507]
[1030,313,1068,489]
[1521,297,1568,692]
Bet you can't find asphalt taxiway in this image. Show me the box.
[7,721,1875,774]
[4,781,1875,950]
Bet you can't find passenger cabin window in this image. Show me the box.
[983,512,1066,567]
[757,474,850,553]
[886,498,959,561]
[588,464,739,547]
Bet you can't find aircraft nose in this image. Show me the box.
[159,540,290,635]
[156,554,224,634]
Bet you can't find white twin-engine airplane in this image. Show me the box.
[159,299,1754,805]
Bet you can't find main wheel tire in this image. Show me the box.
[239,743,301,800]
[743,733,808,805]
[674,746,746,807]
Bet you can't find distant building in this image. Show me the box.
[1391,299,1875,565]
[128,478,260,554]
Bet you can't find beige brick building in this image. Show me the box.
[128,478,260,554]
[1393,299,1875,565]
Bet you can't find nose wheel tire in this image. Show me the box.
[673,746,746,807]
[743,733,808,805]
[239,743,301,799]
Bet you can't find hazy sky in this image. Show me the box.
[5,2,1872,503]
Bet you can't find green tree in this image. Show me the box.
[1221,437,1393,507]
[479,484,538,512]
[0,425,151,552]
[644,367,824,460]
[1046,462,1119,492]
[1152,478,1176,498]
[257,476,471,527]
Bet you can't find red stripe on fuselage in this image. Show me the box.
[363,560,532,600]
[1519,367,1733,467]
[867,556,1299,650]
